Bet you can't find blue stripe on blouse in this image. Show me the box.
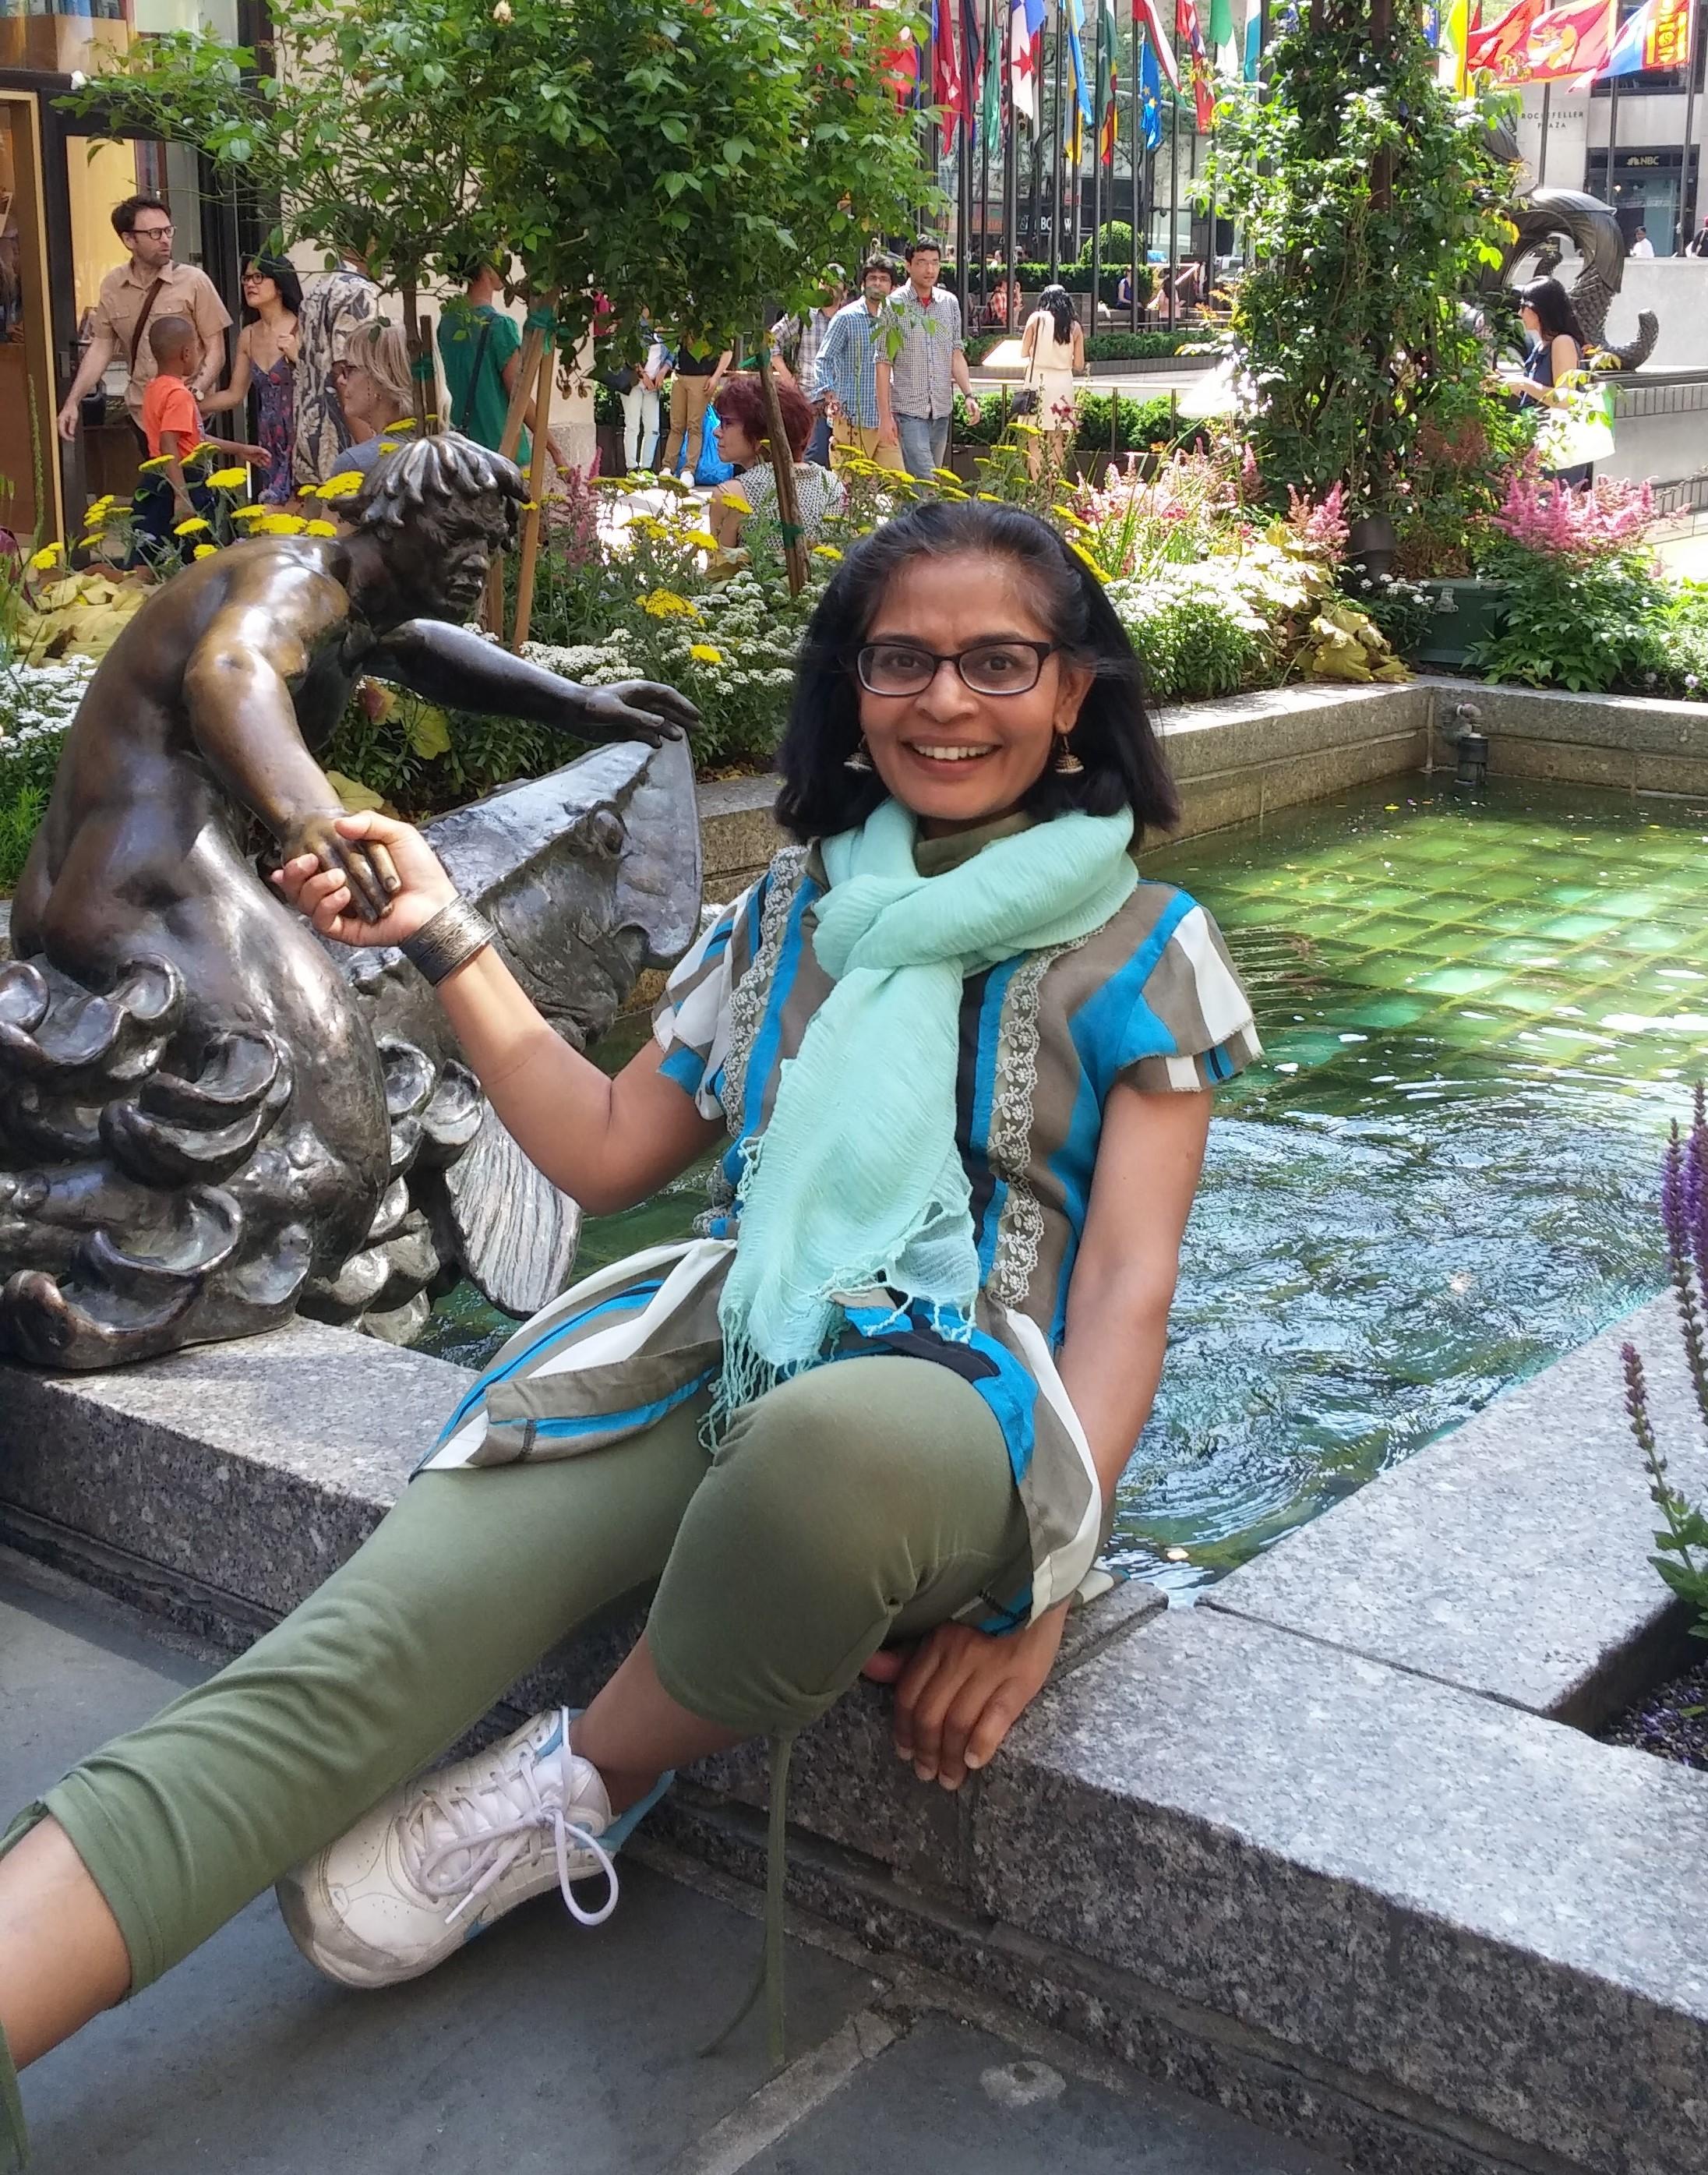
[436,1277,668,1441]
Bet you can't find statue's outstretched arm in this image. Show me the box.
[184,594,398,920]
[372,618,700,747]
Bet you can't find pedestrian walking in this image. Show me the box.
[662,333,732,479]
[877,237,982,481]
[1019,284,1085,476]
[813,256,907,473]
[199,255,301,504]
[55,195,231,447]
[437,255,568,475]
[292,232,382,490]
[775,272,848,467]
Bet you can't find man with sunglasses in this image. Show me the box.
[57,196,231,443]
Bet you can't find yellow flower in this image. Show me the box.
[206,466,250,489]
[640,588,699,620]
[258,512,308,535]
[810,544,842,560]
[384,417,417,435]
[303,519,339,537]
[377,442,400,455]
[173,516,211,536]
[231,504,268,523]
[137,455,174,474]
[688,643,724,665]
[193,543,218,560]
[76,534,104,550]
[521,500,542,513]
[29,543,64,570]
[189,441,219,461]
[1066,539,1107,583]
[683,530,720,551]
[312,472,365,501]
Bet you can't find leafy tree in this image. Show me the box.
[65,0,933,354]
[1205,9,1515,514]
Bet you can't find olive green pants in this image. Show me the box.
[7,1356,1027,2000]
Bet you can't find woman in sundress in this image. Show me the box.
[200,255,301,504]
[1020,284,1085,477]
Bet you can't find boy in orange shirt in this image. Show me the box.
[132,316,264,562]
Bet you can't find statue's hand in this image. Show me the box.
[273,810,452,944]
[573,681,700,747]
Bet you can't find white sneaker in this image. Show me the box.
[277,1707,629,1989]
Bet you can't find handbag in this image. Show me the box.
[1537,382,1616,473]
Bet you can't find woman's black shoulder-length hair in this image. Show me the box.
[773,499,1179,844]
[1518,275,1586,350]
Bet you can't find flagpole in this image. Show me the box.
[979,0,994,323]
[1091,3,1108,324]
[1167,29,1180,329]
[1678,20,1699,250]
[1131,8,1143,327]
[1051,12,1066,279]
[1537,81,1551,186]
[1004,23,1020,338]
[1607,69,1622,248]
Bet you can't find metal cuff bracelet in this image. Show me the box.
[401,896,496,986]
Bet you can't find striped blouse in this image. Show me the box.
[421,824,1261,1629]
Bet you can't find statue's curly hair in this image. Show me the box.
[353,432,526,543]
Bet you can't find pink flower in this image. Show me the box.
[1491,471,1656,562]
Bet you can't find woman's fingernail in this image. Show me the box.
[965,1752,986,1769]
[914,1763,935,1782]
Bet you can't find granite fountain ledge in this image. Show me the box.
[4,1296,1706,2175]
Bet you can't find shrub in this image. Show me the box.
[1623,1089,1708,1644]
[0,654,96,892]
[1468,545,1670,694]
[1082,330,1194,363]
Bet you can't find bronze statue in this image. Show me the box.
[0,434,699,1368]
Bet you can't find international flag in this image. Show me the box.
[1208,0,1236,51]
[1099,0,1120,166]
[878,25,919,104]
[959,0,984,137]
[1243,5,1262,78]
[1067,0,1096,128]
[1512,0,1615,81]
[1582,0,1691,80]
[1139,29,1165,147]
[1466,0,1544,73]
[1177,0,1216,127]
[982,1,1003,154]
[932,0,965,125]
[1136,0,1182,90]
[1010,0,1046,127]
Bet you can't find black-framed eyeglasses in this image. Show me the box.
[131,223,175,239]
[855,639,1064,698]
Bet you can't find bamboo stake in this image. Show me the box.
[510,337,557,650]
[757,334,809,598]
[481,319,547,637]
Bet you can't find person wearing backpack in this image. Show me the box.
[437,254,570,474]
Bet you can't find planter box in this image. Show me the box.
[1415,575,1509,669]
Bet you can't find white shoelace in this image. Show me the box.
[401,1707,619,1930]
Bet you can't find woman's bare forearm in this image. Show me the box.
[432,941,719,1213]
[1056,1284,1173,1507]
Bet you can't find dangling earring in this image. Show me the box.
[845,738,874,773]
[1053,733,1085,775]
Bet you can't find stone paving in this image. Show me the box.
[2,1553,1343,2175]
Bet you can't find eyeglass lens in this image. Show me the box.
[860,642,1045,696]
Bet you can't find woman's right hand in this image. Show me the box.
[272,808,456,947]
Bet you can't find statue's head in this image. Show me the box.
[352,433,527,622]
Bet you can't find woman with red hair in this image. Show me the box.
[708,369,845,553]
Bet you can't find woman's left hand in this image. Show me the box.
[863,1606,1068,1790]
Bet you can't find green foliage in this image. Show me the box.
[1205,13,1516,511]
[65,0,932,354]
[951,389,1180,451]
[1082,330,1195,363]
[1467,545,1667,694]
[1348,572,1438,659]
[0,782,47,894]
[1078,221,1135,270]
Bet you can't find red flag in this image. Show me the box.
[1466,0,1543,74]
[1135,0,1181,90]
[932,0,965,125]
[877,24,919,105]
[1177,0,1216,129]
[1511,0,1615,81]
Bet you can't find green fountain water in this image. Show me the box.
[418,775,1708,1588]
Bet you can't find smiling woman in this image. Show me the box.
[0,503,1258,2148]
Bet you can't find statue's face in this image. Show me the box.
[386,502,513,623]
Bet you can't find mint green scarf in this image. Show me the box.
[715,796,1139,1416]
